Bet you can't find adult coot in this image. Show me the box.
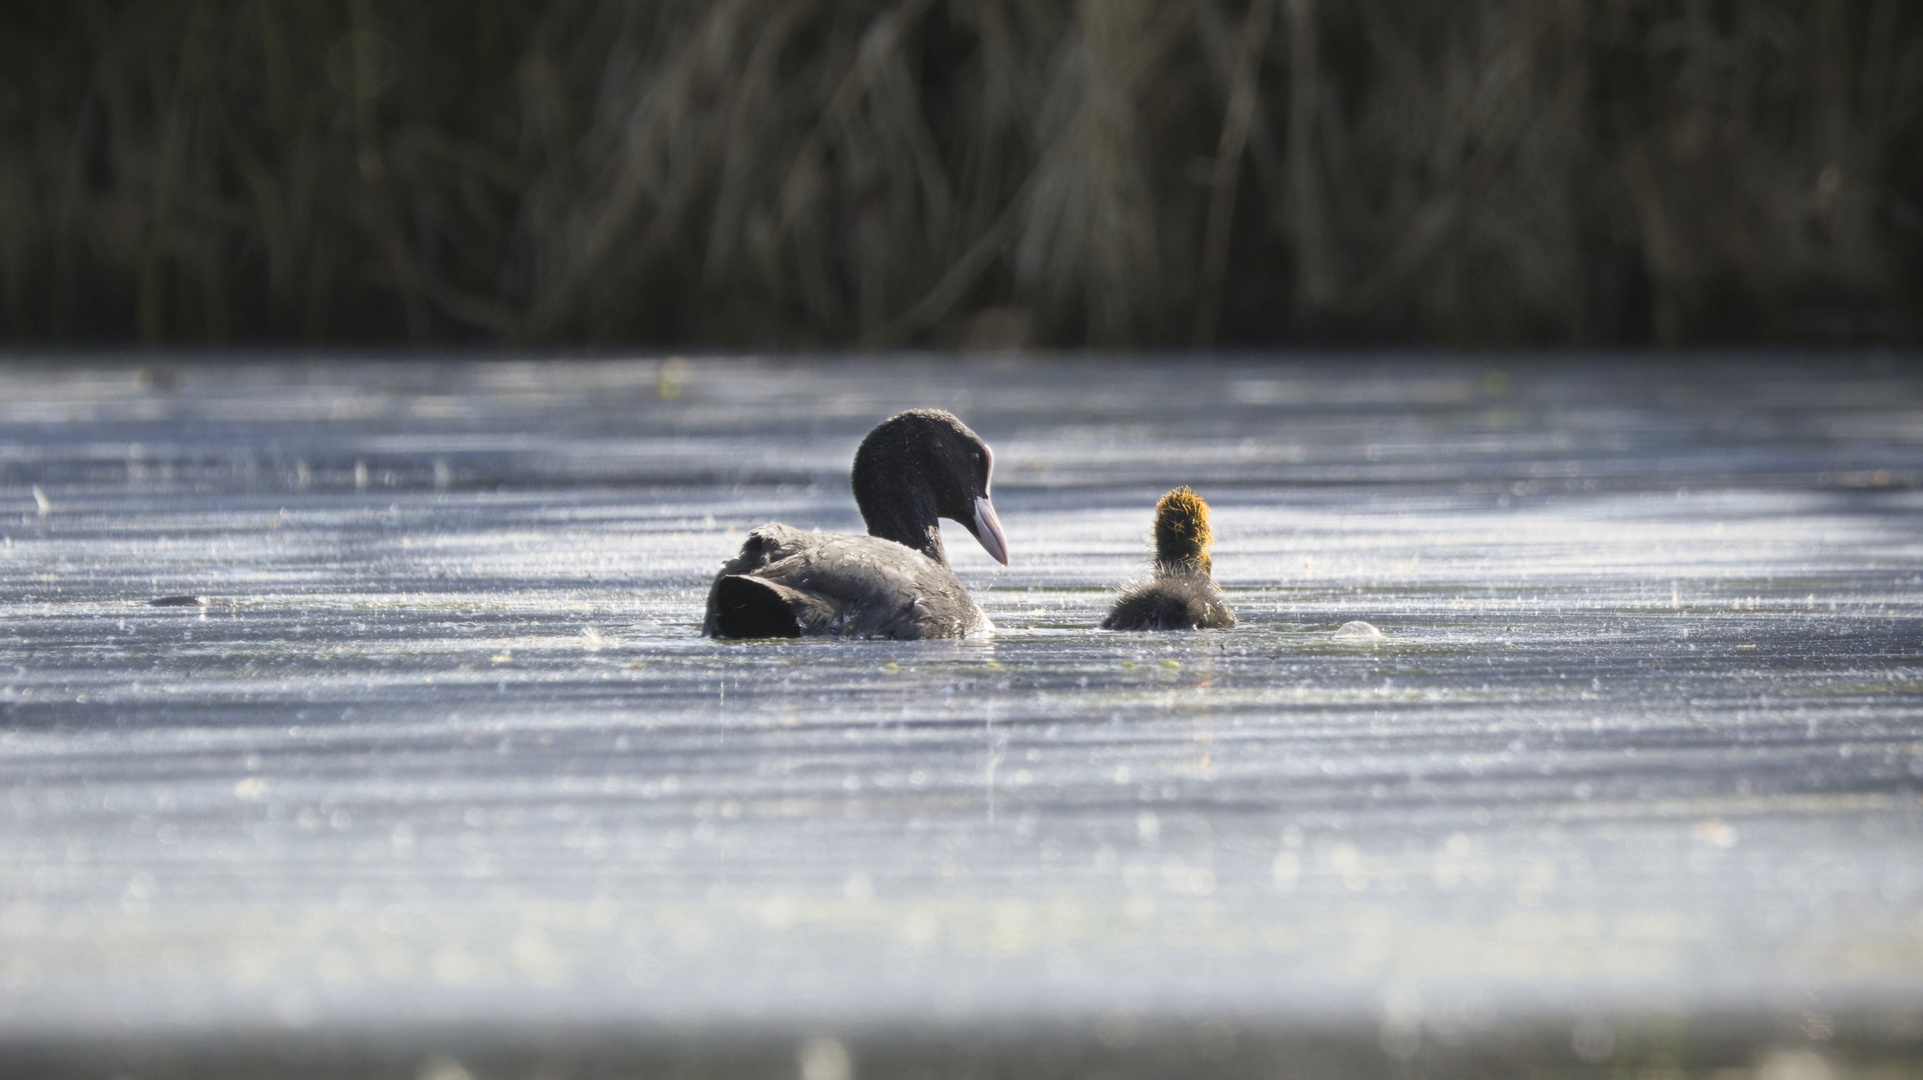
[704,409,1010,639]
[1101,487,1235,631]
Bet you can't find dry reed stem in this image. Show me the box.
[1193,0,1275,347]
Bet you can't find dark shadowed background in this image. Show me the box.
[2,0,1920,350]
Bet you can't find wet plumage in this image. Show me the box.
[1102,487,1235,631]
[705,410,1008,640]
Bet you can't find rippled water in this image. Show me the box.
[2,355,1920,1072]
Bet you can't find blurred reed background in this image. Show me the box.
[1,0,1918,349]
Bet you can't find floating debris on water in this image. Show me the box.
[658,357,689,400]
[147,595,208,608]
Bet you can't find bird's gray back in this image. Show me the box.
[716,524,987,639]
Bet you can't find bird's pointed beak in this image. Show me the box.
[972,495,1010,566]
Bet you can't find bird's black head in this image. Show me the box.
[852,409,1009,567]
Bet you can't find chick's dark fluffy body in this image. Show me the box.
[1102,571,1234,631]
[1102,486,1235,631]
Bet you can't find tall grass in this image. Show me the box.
[1,0,1918,348]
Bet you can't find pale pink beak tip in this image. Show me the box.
[973,496,1010,566]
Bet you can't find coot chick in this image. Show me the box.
[704,409,1010,640]
[1101,487,1235,631]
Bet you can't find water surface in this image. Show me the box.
[2,355,1920,1071]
